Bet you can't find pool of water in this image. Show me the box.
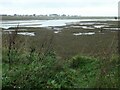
[17,32,35,36]
[1,19,116,29]
[73,32,95,36]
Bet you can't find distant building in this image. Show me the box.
[49,14,59,17]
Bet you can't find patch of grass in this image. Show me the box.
[2,49,119,88]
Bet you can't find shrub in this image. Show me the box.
[70,55,94,69]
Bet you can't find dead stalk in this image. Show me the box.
[8,24,19,70]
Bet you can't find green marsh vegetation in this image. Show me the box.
[2,20,120,88]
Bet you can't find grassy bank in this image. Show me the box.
[2,47,119,88]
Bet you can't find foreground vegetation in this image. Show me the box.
[2,48,119,88]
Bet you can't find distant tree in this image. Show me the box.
[33,14,36,16]
[2,14,7,16]
[114,17,117,19]
[14,14,17,16]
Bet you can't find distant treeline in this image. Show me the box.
[1,15,115,20]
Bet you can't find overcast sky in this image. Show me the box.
[0,0,119,16]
